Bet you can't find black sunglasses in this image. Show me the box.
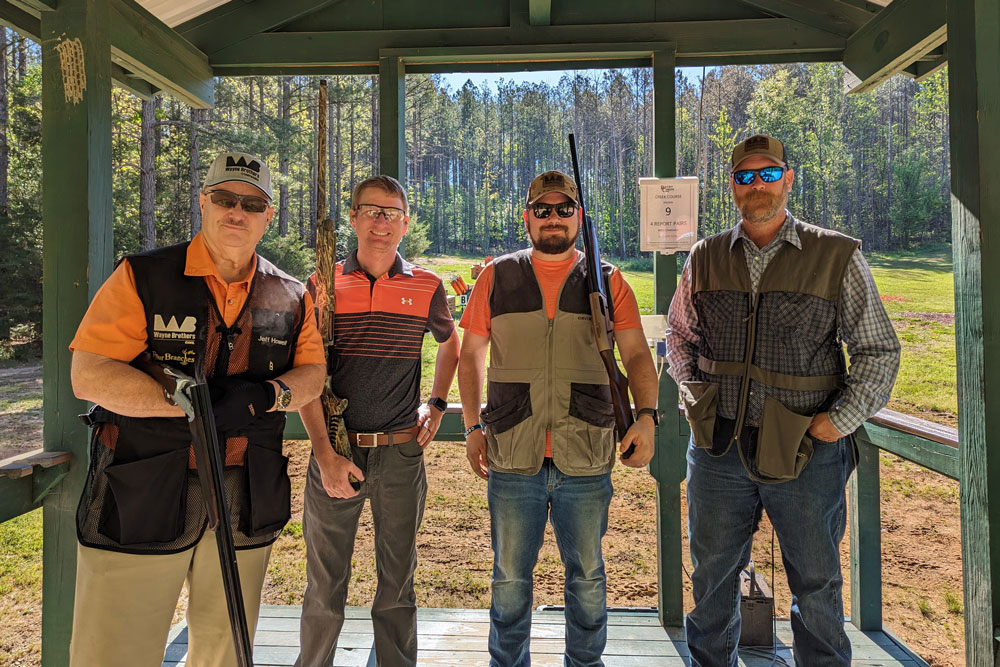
[531,202,577,219]
[207,190,270,214]
[731,166,786,186]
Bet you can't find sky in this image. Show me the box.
[437,66,711,92]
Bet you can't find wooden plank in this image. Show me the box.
[859,421,959,480]
[849,436,883,630]
[111,61,156,99]
[377,55,404,181]
[176,0,343,55]
[734,0,874,37]
[208,19,844,69]
[107,0,214,108]
[528,0,550,26]
[0,475,41,523]
[842,0,946,94]
[39,1,114,664]
[0,1,41,40]
[11,0,56,11]
[947,0,1000,663]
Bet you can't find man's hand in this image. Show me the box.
[808,411,846,442]
[417,403,444,447]
[619,414,655,468]
[465,429,489,479]
[316,451,365,498]
[211,379,274,433]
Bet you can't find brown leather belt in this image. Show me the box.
[347,426,420,448]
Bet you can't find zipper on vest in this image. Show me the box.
[731,291,759,445]
[547,317,555,434]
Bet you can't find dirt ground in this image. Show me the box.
[0,363,964,666]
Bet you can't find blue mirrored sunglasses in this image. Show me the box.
[732,166,785,185]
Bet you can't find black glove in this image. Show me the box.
[211,380,275,434]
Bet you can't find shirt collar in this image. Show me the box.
[184,232,257,285]
[730,210,801,252]
[342,250,413,278]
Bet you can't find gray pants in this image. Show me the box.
[296,439,427,667]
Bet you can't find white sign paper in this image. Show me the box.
[639,177,698,254]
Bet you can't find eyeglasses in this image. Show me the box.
[531,203,577,219]
[731,166,786,186]
[207,190,270,213]
[355,204,406,222]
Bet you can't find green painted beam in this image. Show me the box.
[947,0,1000,663]
[859,421,959,480]
[848,435,882,631]
[733,0,873,37]
[0,475,40,524]
[842,0,946,94]
[40,0,114,663]
[110,62,156,99]
[108,0,214,108]
[176,0,343,56]
[647,47,684,630]
[11,0,56,12]
[0,1,41,40]
[208,19,844,69]
[528,0,550,26]
[378,56,405,181]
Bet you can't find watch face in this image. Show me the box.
[429,397,447,412]
[277,387,292,409]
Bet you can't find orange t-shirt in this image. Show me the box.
[459,250,642,456]
[70,232,324,368]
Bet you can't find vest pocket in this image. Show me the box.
[242,443,291,537]
[757,397,815,480]
[100,448,189,545]
[679,381,719,449]
[482,382,533,469]
[567,383,616,467]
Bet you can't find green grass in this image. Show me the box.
[0,508,43,598]
[944,590,964,615]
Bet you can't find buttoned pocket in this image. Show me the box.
[679,381,719,450]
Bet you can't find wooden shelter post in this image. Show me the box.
[947,0,1000,662]
[39,0,114,664]
[649,46,683,628]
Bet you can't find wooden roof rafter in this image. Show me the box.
[733,0,875,37]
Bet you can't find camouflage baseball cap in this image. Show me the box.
[203,151,273,200]
[731,134,788,170]
[525,170,579,206]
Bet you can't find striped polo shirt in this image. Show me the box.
[311,251,454,433]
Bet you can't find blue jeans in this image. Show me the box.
[685,436,856,667]
[487,459,613,667]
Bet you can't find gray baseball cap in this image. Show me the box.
[203,151,273,200]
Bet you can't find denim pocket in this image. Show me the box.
[100,448,189,545]
[757,397,814,480]
[679,381,719,450]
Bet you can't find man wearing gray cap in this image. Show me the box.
[67,151,326,667]
[666,135,900,666]
[458,170,658,666]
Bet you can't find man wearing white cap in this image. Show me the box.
[67,151,325,667]
[458,170,658,666]
[666,135,900,665]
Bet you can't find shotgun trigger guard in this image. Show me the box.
[163,366,197,420]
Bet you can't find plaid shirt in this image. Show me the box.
[666,213,901,434]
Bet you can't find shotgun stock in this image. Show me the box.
[133,354,254,667]
[568,133,636,459]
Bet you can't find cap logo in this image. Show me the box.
[542,173,564,187]
[226,156,261,174]
[743,136,770,151]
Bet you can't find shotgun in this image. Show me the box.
[133,355,254,667]
[568,133,636,459]
[315,80,355,488]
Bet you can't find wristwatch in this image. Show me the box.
[636,407,659,425]
[428,396,448,412]
[274,379,293,410]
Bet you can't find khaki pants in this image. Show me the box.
[69,531,272,667]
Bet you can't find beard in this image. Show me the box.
[735,186,789,224]
[530,223,580,255]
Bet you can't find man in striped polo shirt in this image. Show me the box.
[296,175,460,667]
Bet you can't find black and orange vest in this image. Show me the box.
[76,242,306,554]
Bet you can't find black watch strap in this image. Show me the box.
[636,407,659,425]
[428,396,448,412]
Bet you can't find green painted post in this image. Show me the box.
[848,431,882,630]
[378,55,405,255]
[947,0,1000,662]
[39,0,114,665]
[649,47,684,629]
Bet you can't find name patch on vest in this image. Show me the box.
[257,335,289,346]
[152,314,197,343]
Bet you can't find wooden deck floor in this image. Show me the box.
[162,605,928,666]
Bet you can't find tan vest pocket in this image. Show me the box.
[564,384,616,468]
[757,396,815,480]
[483,383,533,469]
[679,381,719,449]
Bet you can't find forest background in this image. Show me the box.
[0,28,951,351]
